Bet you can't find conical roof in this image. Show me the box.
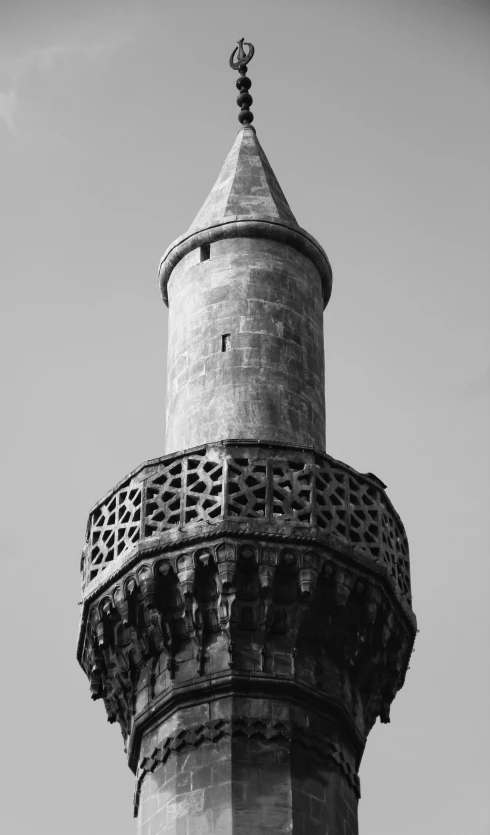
[159,124,332,309]
[187,124,298,232]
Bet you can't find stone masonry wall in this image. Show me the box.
[137,737,233,835]
[136,697,359,835]
[291,747,359,835]
[166,238,325,453]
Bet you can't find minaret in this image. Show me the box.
[78,41,416,835]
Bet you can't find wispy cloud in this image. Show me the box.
[0,30,132,134]
[0,89,17,133]
[22,32,132,72]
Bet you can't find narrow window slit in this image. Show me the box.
[222,334,231,352]
[200,243,210,262]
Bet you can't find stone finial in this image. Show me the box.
[229,38,254,124]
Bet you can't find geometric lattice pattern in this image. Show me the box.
[227,457,268,517]
[345,473,381,558]
[184,450,223,524]
[90,484,142,580]
[144,457,183,537]
[379,492,411,597]
[271,459,313,523]
[315,462,348,538]
[85,443,411,599]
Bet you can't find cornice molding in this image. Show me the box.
[158,218,333,308]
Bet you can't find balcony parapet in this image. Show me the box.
[81,441,411,606]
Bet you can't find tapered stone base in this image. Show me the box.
[135,695,359,835]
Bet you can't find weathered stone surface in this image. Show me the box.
[158,126,333,310]
[159,125,333,455]
[135,698,360,835]
[78,440,415,799]
[166,240,326,452]
[79,121,416,834]
[79,527,414,752]
[187,125,297,231]
[80,441,412,604]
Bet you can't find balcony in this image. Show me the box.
[81,441,411,603]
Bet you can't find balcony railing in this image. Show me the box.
[83,441,411,600]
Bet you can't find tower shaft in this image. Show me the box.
[78,58,415,835]
[166,236,325,452]
[161,124,332,453]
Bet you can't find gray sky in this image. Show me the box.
[0,1,489,833]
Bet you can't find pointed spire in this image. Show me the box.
[187,125,298,234]
[159,122,332,308]
[159,50,332,311]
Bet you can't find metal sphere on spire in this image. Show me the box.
[229,38,255,125]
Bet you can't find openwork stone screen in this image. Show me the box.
[84,442,410,600]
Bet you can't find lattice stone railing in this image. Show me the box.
[83,442,410,599]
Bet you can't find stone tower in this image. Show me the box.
[78,44,416,835]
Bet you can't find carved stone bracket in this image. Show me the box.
[79,536,415,748]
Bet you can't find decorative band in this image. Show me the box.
[133,716,360,816]
[158,218,333,309]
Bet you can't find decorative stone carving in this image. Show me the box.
[79,538,415,748]
[133,716,361,818]
[81,441,411,603]
[78,440,415,831]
